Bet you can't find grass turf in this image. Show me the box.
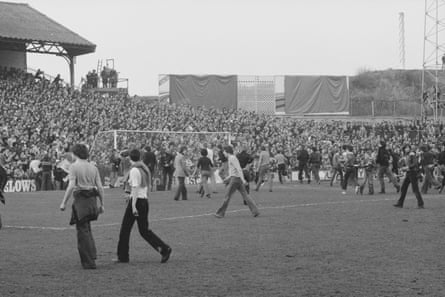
[1,182,445,297]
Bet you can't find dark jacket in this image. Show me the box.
[309,152,322,166]
[438,151,445,165]
[297,149,309,165]
[376,147,390,167]
[69,189,99,225]
[237,151,253,169]
[142,151,156,171]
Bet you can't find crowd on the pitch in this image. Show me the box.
[1,67,445,194]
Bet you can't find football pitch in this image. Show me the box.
[1,182,445,297]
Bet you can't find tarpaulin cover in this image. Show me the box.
[284,76,349,115]
[169,75,237,109]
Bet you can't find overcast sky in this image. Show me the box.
[13,0,424,96]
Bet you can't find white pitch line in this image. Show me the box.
[2,196,439,231]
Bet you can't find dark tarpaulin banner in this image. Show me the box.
[169,75,237,109]
[284,76,349,115]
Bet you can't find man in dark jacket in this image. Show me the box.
[437,143,445,193]
[308,147,322,184]
[159,148,174,191]
[420,145,440,194]
[376,141,400,194]
[297,145,310,184]
[237,146,254,194]
[0,157,6,229]
[142,146,156,191]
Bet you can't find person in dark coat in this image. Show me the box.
[376,141,400,194]
[142,146,157,191]
[420,145,440,194]
[60,144,105,269]
[394,145,424,208]
[437,143,445,193]
[0,159,6,230]
[297,145,310,184]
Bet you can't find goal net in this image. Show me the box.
[89,130,231,186]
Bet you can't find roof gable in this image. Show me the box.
[0,2,95,55]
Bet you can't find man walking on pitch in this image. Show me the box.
[0,157,7,229]
[173,146,189,201]
[376,141,400,194]
[116,149,172,263]
[255,146,272,192]
[215,146,260,218]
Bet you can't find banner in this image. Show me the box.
[284,76,349,115]
[4,179,37,193]
[169,75,237,109]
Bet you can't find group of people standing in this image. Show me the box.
[307,140,445,209]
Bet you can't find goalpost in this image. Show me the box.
[89,130,232,187]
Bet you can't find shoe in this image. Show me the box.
[82,263,97,269]
[82,265,97,270]
[214,213,224,218]
[396,185,401,193]
[253,212,260,217]
[379,191,386,194]
[393,204,403,208]
[341,191,346,195]
[161,247,172,263]
[112,258,129,263]
[417,205,425,209]
[206,194,211,199]
[269,189,273,192]
[174,198,179,201]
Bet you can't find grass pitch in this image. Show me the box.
[1,182,445,297]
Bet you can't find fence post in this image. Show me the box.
[371,100,375,117]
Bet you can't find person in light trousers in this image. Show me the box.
[215,146,260,218]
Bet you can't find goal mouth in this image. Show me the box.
[89,130,232,187]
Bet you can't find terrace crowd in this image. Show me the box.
[1,67,444,188]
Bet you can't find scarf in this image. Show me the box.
[130,161,151,190]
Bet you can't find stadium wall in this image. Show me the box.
[0,49,26,69]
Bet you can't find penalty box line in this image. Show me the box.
[3,196,437,231]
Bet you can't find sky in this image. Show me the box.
[12,0,425,96]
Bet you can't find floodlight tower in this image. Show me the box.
[399,12,406,69]
[421,0,445,121]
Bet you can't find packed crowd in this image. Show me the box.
[1,67,445,191]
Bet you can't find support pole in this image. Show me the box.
[69,55,75,87]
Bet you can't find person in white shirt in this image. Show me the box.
[29,154,42,191]
[206,143,217,193]
[116,149,172,264]
[215,146,260,218]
